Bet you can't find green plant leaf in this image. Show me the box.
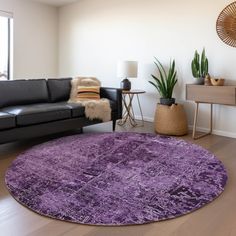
[195,51,200,71]
[200,48,206,77]
[150,74,165,97]
[205,58,208,74]
[154,57,167,79]
[150,57,178,99]
[153,60,167,96]
[191,59,200,78]
[168,70,177,97]
[149,80,160,92]
[166,59,175,97]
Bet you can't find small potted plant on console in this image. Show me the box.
[191,48,209,85]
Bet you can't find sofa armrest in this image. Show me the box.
[100,87,122,119]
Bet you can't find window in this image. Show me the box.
[0,11,13,80]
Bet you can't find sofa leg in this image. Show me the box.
[112,119,116,132]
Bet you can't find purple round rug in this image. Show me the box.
[5,132,227,225]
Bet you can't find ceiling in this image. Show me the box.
[32,0,78,7]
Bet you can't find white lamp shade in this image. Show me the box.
[117,61,138,78]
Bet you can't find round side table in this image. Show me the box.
[118,90,146,127]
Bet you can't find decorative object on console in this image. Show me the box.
[68,77,111,122]
[210,78,225,86]
[5,132,227,226]
[117,61,138,91]
[216,2,236,48]
[191,48,208,85]
[149,57,177,106]
[154,104,188,136]
[204,74,212,86]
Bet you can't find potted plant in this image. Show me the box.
[149,57,177,106]
[191,48,208,85]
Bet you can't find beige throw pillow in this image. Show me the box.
[77,86,100,100]
[69,77,101,102]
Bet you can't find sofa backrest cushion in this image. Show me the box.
[47,78,72,102]
[0,79,49,108]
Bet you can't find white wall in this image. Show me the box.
[0,0,58,79]
[58,0,236,137]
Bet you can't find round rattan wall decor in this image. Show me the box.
[216,2,236,47]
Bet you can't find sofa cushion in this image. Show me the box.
[2,103,71,126]
[0,79,49,108]
[0,112,16,130]
[62,102,85,118]
[47,78,72,102]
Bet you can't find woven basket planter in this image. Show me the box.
[154,104,188,136]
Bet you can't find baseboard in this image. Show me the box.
[135,116,154,123]
[135,116,236,139]
[188,125,236,139]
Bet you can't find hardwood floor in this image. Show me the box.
[0,121,236,236]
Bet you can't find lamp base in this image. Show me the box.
[120,78,131,91]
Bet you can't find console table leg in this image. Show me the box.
[210,103,213,133]
[192,102,199,139]
[192,102,213,140]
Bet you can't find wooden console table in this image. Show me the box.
[186,84,236,139]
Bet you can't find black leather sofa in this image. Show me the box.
[0,78,122,144]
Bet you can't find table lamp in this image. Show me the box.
[117,61,138,90]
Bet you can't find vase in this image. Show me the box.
[193,77,204,85]
[160,98,175,106]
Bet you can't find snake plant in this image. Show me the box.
[149,58,177,99]
[191,48,208,78]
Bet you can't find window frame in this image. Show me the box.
[0,10,13,80]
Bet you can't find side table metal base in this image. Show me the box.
[118,90,145,127]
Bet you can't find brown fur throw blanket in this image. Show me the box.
[68,77,111,122]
